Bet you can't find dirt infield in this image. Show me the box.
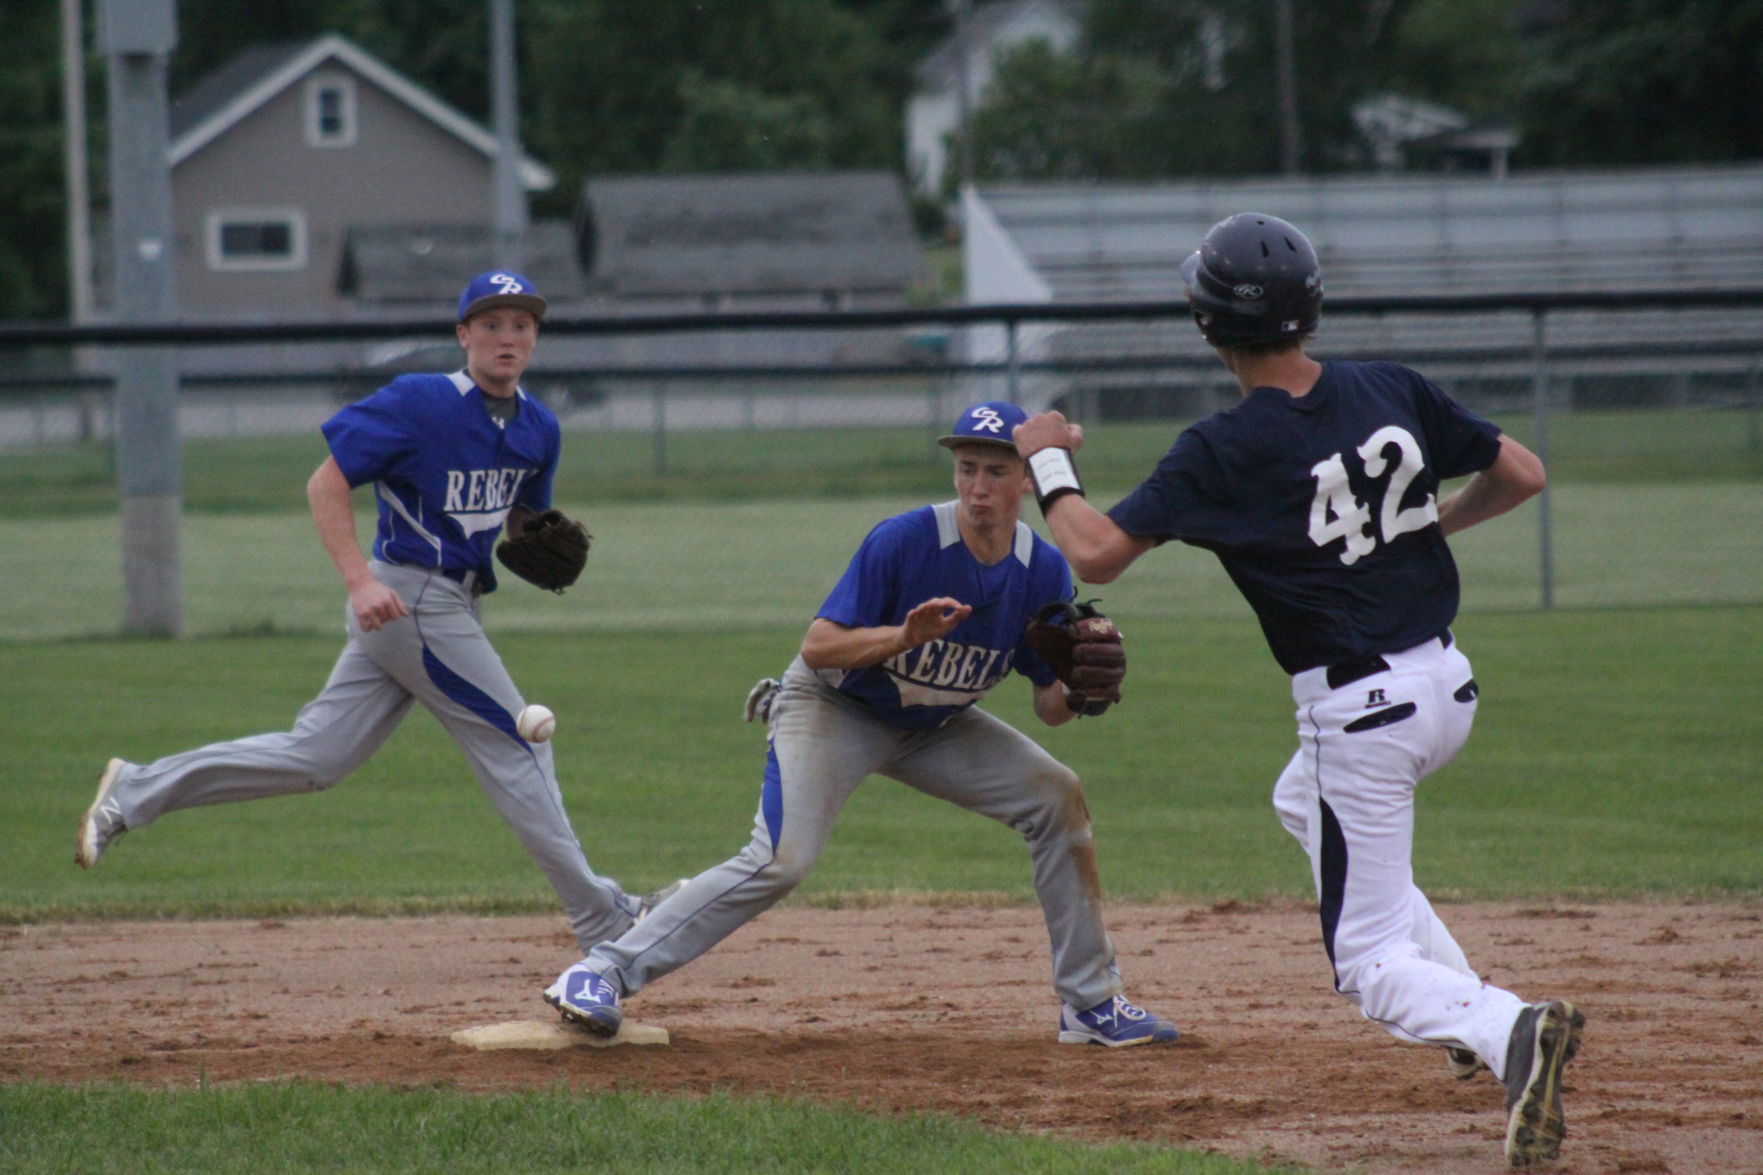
[3,900,1759,1174]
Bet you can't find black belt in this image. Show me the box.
[1325,631,1452,691]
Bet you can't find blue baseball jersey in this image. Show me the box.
[1107,360,1502,674]
[815,502,1072,731]
[321,371,559,593]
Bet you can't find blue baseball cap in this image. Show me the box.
[457,270,548,322]
[937,401,1028,451]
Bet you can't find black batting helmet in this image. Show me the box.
[1179,213,1322,347]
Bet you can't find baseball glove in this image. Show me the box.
[495,509,590,593]
[1023,599,1125,716]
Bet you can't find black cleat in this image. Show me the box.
[1446,1045,1486,1080]
[1502,999,1585,1167]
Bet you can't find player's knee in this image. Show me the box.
[1016,765,1089,839]
[762,843,819,890]
[301,752,360,789]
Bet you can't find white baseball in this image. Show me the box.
[516,704,556,743]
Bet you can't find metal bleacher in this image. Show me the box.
[970,166,1763,412]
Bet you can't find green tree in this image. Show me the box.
[968,41,1173,181]
[525,0,900,208]
[1513,0,1763,166]
[661,72,834,172]
[980,0,1422,179]
[1382,0,1523,119]
[0,4,76,319]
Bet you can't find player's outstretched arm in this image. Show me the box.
[799,597,972,670]
[307,457,409,632]
[1438,435,1546,536]
[1041,496,1156,585]
[1014,413,1156,584]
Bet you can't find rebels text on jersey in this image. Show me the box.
[321,372,560,592]
[815,503,1071,731]
[1107,360,1502,673]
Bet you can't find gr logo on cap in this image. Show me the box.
[937,400,1028,451]
[457,270,549,323]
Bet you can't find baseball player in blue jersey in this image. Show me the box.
[1014,215,1583,1167]
[543,402,1177,1047]
[76,271,665,955]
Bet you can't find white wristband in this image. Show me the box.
[1027,448,1084,510]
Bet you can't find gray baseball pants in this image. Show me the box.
[98,560,637,953]
[584,656,1124,1013]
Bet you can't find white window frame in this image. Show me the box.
[205,207,309,272]
[304,74,358,147]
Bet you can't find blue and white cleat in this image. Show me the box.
[544,963,623,1037]
[75,758,133,869]
[1057,994,1179,1047]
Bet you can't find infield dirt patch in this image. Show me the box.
[3,900,1759,1174]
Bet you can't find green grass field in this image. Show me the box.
[4,412,1759,1173]
[8,608,1761,926]
[0,1083,1307,1175]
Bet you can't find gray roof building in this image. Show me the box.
[580,172,926,305]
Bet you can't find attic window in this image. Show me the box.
[206,208,307,272]
[305,75,357,147]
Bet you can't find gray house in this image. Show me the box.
[166,33,554,318]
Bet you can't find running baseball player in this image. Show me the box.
[544,402,1177,1047]
[76,271,672,954]
[1013,214,1583,1167]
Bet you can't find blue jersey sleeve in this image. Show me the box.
[320,378,420,488]
[816,516,908,629]
[514,405,562,513]
[1009,545,1074,687]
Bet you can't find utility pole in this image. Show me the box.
[63,0,101,442]
[951,0,975,193]
[100,0,182,635]
[1274,0,1303,174]
[489,0,527,269]
[62,0,94,325]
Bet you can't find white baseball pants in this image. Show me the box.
[1274,635,1527,1078]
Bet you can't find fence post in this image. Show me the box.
[1005,317,1020,403]
[1530,307,1555,610]
[652,382,668,476]
[1747,359,1761,455]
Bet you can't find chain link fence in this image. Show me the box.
[3,294,1760,640]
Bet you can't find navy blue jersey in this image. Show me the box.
[815,502,1072,730]
[321,371,559,592]
[1107,360,1502,673]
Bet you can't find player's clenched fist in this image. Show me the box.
[1012,411,1084,458]
[349,579,409,632]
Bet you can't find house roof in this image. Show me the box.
[339,222,586,306]
[581,172,926,297]
[167,33,554,190]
